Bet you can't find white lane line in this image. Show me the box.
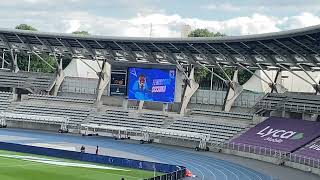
[0,154,130,171]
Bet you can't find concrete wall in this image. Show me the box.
[189,90,264,109]
[6,121,61,132]
[285,161,320,176]
[220,148,283,165]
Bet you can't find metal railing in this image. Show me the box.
[221,142,289,158]
[287,153,320,169]
[145,169,186,180]
[219,142,320,169]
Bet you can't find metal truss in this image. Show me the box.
[0,25,319,71]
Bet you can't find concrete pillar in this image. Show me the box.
[122,98,128,109]
[223,70,243,112]
[51,58,65,96]
[138,101,144,110]
[162,103,169,113]
[11,51,19,73]
[11,51,19,96]
[180,67,199,116]
[273,70,287,93]
[96,60,111,102]
[281,111,290,118]
[302,113,312,121]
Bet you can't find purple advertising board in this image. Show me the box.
[231,117,320,152]
[294,139,320,160]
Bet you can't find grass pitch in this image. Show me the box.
[0,150,157,180]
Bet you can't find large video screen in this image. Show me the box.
[128,67,176,103]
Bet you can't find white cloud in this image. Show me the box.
[205,3,241,12]
[0,5,319,38]
[283,12,320,29]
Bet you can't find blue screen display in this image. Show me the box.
[128,68,176,103]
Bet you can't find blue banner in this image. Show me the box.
[128,68,176,103]
[0,141,186,177]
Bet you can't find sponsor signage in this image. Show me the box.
[231,117,320,152]
[294,139,320,160]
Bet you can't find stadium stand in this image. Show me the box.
[292,137,320,161]
[90,108,166,129]
[8,102,92,128]
[0,92,12,111]
[168,117,249,144]
[190,108,254,121]
[1,25,320,177]
[230,117,320,152]
[27,94,95,104]
[2,112,68,128]
[0,70,55,93]
[255,92,320,115]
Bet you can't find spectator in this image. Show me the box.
[80,145,85,153]
[95,146,99,155]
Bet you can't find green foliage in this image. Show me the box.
[188,29,225,38]
[17,54,56,73]
[188,29,252,88]
[188,29,227,87]
[72,31,90,35]
[238,70,253,85]
[15,24,37,31]
[194,67,210,83]
[13,24,55,73]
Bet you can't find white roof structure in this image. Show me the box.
[64,59,102,79]
[243,70,320,93]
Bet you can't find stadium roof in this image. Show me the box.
[0,24,320,70]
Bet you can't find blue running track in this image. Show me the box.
[0,128,274,180]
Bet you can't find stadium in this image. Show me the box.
[0,11,320,180]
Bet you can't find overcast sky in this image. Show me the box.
[1,0,320,37]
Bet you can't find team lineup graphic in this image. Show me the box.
[128,68,176,103]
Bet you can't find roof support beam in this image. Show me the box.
[291,37,320,56]
[187,43,233,84]
[113,41,137,62]
[150,43,177,65]
[241,42,277,66]
[133,42,158,63]
[274,39,316,65]
[0,52,9,67]
[257,41,296,65]
[31,51,55,70]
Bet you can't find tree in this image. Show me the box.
[72,31,90,35]
[13,24,57,73]
[188,29,252,88]
[188,29,226,89]
[15,24,37,31]
[188,29,225,38]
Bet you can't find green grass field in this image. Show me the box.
[0,150,158,180]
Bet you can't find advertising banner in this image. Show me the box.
[231,117,320,152]
[128,67,176,103]
[294,139,320,160]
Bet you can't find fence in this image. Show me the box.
[287,153,320,169]
[220,142,320,169]
[0,141,186,180]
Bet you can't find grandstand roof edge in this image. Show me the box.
[0,24,319,43]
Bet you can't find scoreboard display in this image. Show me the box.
[128,67,176,103]
[110,71,127,96]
